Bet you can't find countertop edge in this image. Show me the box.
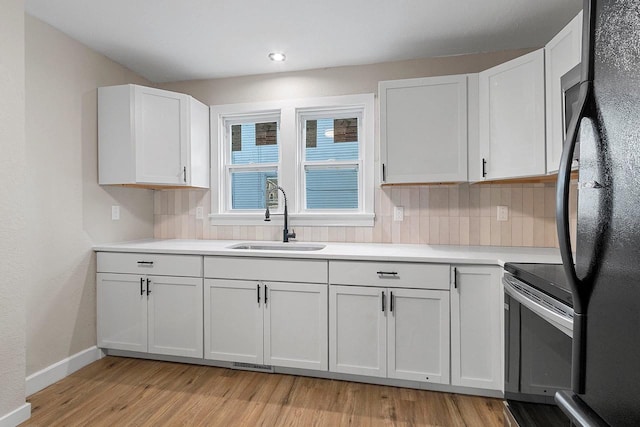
[92,239,562,266]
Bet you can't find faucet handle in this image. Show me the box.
[289,229,296,240]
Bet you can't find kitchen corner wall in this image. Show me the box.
[154,182,578,248]
[24,16,155,377]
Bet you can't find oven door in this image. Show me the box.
[502,273,573,427]
[505,292,573,402]
[504,273,573,402]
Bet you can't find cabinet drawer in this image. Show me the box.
[329,261,449,290]
[204,257,328,284]
[97,252,203,277]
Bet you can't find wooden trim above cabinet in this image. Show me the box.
[379,171,577,187]
[476,171,578,185]
[106,183,197,190]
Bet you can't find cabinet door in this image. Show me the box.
[329,285,386,377]
[97,273,147,352]
[545,12,583,174]
[479,49,546,180]
[263,282,328,370]
[451,266,502,390]
[134,85,189,185]
[204,279,263,364]
[387,288,450,384]
[147,276,203,358]
[380,75,468,183]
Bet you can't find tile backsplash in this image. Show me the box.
[154,182,578,248]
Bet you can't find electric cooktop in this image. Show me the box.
[503,263,573,307]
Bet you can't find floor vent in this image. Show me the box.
[231,362,274,373]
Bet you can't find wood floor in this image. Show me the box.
[22,357,504,427]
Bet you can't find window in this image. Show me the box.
[210,94,374,226]
[300,113,362,210]
[222,114,280,211]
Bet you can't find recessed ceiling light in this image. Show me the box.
[268,52,286,62]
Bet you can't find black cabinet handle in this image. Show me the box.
[453,267,458,289]
[146,278,151,295]
[257,284,261,304]
[390,291,394,312]
[137,261,153,265]
[140,277,144,296]
[376,271,398,277]
[183,166,187,182]
[265,285,268,306]
[482,158,487,178]
[381,291,385,312]
[382,163,386,182]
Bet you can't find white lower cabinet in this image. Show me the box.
[450,266,502,391]
[388,288,450,383]
[97,273,148,353]
[205,280,263,364]
[264,282,328,370]
[329,286,387,377]
[329,285,450,384]
[97,273,203,358]
[96,252,505,394]
[204,279,328,371]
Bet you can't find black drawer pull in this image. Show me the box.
[377,271,398,276]
[137,261,154,266]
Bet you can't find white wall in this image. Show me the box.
[161,49,533,105]
[24,16,155,376]
[156,49,571,248]
[0,0,28,421]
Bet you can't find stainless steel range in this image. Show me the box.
[502,263,573,427]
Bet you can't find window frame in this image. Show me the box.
[209,94,375,227]
[298,108,364,214]
[221,112,281,214]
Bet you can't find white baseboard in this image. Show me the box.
[0,403,31,427]
[26,346,105,397]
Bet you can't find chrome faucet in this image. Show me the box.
[264,185,296,242]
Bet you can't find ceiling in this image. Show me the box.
[25,0,582,83]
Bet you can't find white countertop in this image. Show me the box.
[93,239,562,266]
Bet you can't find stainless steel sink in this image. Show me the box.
[228,242,326,251]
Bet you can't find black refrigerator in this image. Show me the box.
[555,0,640,426]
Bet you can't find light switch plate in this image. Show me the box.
[394,206,404,222]
[196,207,204,220]
[111,205,120,221]
[497,205,508,222]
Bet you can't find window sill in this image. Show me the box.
[208,212,375,227]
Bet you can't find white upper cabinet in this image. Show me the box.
[379,75,468,184]
[478,49,546,180]
[98,84,209,188]
[545,12,583,174]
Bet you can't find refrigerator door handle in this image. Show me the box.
[556,81,590,312]
[556,79,594,396]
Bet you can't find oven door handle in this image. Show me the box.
[503,278,573,338]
